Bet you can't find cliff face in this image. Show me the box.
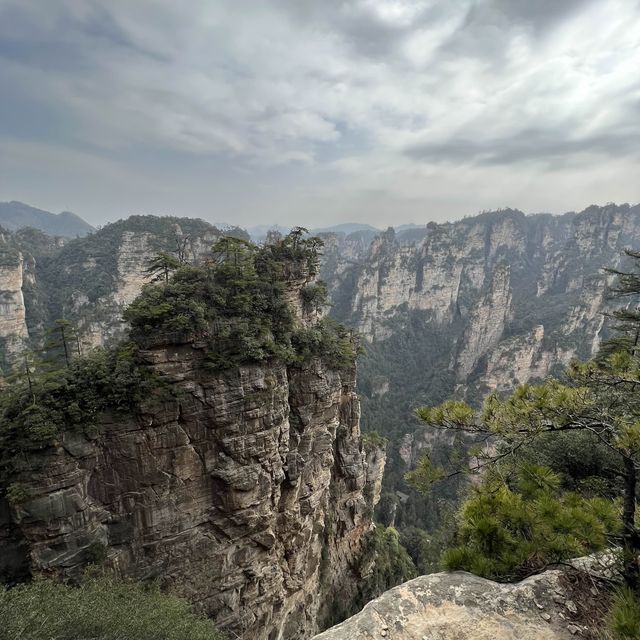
[317,205,640,531]
[0,254,29,363]
[0,231,33,369]
[0,280,383,640]
[325,204,640,399]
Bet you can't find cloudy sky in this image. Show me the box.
[0,0,639,228]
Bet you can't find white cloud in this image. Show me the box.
[0,0,638,225]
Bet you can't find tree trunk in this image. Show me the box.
[60,326,70,367]
[622,456,640,593]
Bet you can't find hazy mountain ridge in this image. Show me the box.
[0,201,95,238]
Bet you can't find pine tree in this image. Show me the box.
[45,319,80,367]
[144,251,181,284]
[407,249,640,592]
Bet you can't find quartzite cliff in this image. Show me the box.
[0,255,384,640]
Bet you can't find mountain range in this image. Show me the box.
[1,201,639,637]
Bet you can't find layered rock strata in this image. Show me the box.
[0,233,30,367]
[323,204,640,394]
[0,287,384,640]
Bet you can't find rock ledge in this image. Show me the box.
[313,566,601,639]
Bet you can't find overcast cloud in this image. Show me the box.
[0,0,638,227]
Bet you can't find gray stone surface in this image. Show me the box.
[0,276,385,640]
[313,569,593,640]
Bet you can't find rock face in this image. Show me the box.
[0,282,384,640]
[313,567,595,640]
[324,205,640,398]
[319,205,640,501]
[0,231,31,367]
[0,254,29,359]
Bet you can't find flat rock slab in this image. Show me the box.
[313,570,585,639]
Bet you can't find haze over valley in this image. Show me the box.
[1,2,640,639]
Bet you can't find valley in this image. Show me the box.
[1,202,640,637]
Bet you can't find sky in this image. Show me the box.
[0,0,639,228]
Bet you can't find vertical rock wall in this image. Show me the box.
[1,336,383,640]
[0,233,30,369]
[323,204,640,394]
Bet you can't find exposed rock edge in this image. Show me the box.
[313,564,605,639]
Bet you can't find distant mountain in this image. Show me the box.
[246,224,291,242]
[394,223,422,232]
[0,201,95,237]
[311,223,380,235]
[248,222,427,243]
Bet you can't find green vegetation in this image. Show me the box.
[357,312,463,535]
[399,525,453,574]
[361,430,388,451]
[44,216,228,308]
[359,526,417,600]
[301,281,329,314]
[323,526,417,628]
[290,318,359,371]
[0,574,224,640]
[145,250,182,283]
[409,348,640,588]
[441,464,618,580]
[607,587,640,639]
[0,342,157,458]
[28,216,247,335]
[5,482,32,506]
[406,248,640,600]
[125,231,355,371]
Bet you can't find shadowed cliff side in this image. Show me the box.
[0,232,385,640]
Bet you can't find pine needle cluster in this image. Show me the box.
[442,464,619,580]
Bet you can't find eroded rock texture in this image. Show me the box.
[323,204,640,396]
[0,232,30,367]
[0,299,384,639]
[313,566,600,640]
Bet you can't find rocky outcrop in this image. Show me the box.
[0,277,384,640]
[0,256,28,358]
[456,263,512,379]
[313,565,604,640]
[0,233,30,368]
[325,205,640,396]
